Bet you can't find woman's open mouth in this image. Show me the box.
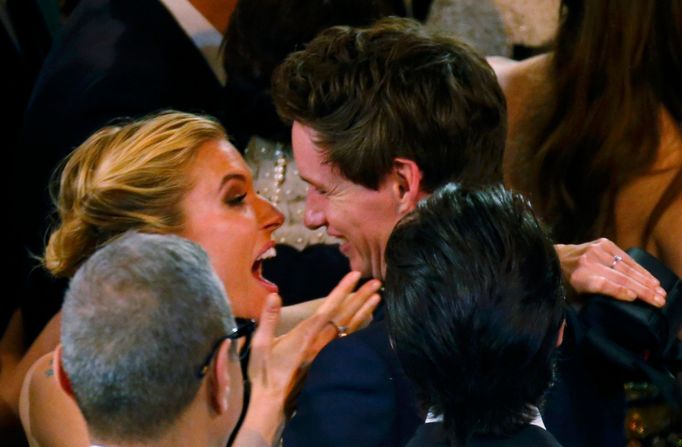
[252,246,279,293]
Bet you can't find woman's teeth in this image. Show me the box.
[256,247,277,261]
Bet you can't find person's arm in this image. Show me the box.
[493,57,668,307]
[555,238,667,307]
[19,353,89,447]
[1,311,62,423]
[234,272,382,447]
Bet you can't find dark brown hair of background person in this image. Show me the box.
[221,0,398,147]
[272,17,506,192]
[507,0,682,245]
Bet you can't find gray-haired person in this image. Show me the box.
[55,232,316,447]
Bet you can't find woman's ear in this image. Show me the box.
[54,345,76,399]
[391,157,425,215]
[209,339,232,414]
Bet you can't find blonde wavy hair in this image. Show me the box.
[44,111,227,278]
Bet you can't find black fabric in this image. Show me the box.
[578,248,681,408]
[542,310,627,447]
[282,303,422,447]
[544,248,682,446]
[406,422,562,447]
[2,0,54,335]
[262,244,349,305]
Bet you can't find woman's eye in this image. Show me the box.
[226,193,247,206]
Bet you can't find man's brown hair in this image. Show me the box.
[272,17,506,191]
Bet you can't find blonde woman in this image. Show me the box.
[16,111,380,447]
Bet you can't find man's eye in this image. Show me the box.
[226,193,247,205]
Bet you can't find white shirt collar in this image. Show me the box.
[158,0,226,85]
[425,406,546,430]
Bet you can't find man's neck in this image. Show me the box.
[188,0,236,33]
[92,415,223,447]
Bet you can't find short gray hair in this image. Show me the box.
[61,231,236,443]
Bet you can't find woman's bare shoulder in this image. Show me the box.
[20,352,89,447]
[489,54,551,95]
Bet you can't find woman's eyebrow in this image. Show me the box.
[219,173,248,190]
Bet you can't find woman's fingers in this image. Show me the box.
[326,279,382,324]
[557,239,666,307]
[248,293,282,378]
[346,293,381,330]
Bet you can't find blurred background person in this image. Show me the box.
[495,0,681,444]
[425,0,560,58]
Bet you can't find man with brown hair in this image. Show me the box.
[272,18,506,447]
[272,17,664,447]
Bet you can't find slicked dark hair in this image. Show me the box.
[385,184,565,446]
[272,17,506,191]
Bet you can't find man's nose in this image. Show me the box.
[303,190,325,229]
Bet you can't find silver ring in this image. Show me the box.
[610,255,623,269]
[327,321,348,338]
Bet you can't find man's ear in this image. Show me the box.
[209,339,232,414]
[556,320,566,347]
[54,345,75,398]
[391,157,424,215]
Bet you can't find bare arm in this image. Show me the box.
[19,353,89,447]
[1,311,62,425]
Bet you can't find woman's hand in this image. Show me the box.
[237,272,381,445]
[556,238,667,307]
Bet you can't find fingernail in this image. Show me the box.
[656,287,666,296]
[655,293,666,306]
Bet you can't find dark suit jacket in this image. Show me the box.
[406,422,562,447]
[17,0,227,342]
[282,304,422,447]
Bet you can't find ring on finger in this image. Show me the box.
[609,255,623,269]
[326,320,349,338]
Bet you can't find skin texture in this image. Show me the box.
[178,140,285,319]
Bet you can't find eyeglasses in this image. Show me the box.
[196,319,257,378]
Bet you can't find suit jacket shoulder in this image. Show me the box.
[407,422,563,447]
[282,319,421,447]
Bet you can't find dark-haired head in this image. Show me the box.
[222,0,398,143]
[272,17,506,191]
[385,184,565,445]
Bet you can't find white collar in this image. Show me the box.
[425,406,546,430]
[158,0,226,85]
